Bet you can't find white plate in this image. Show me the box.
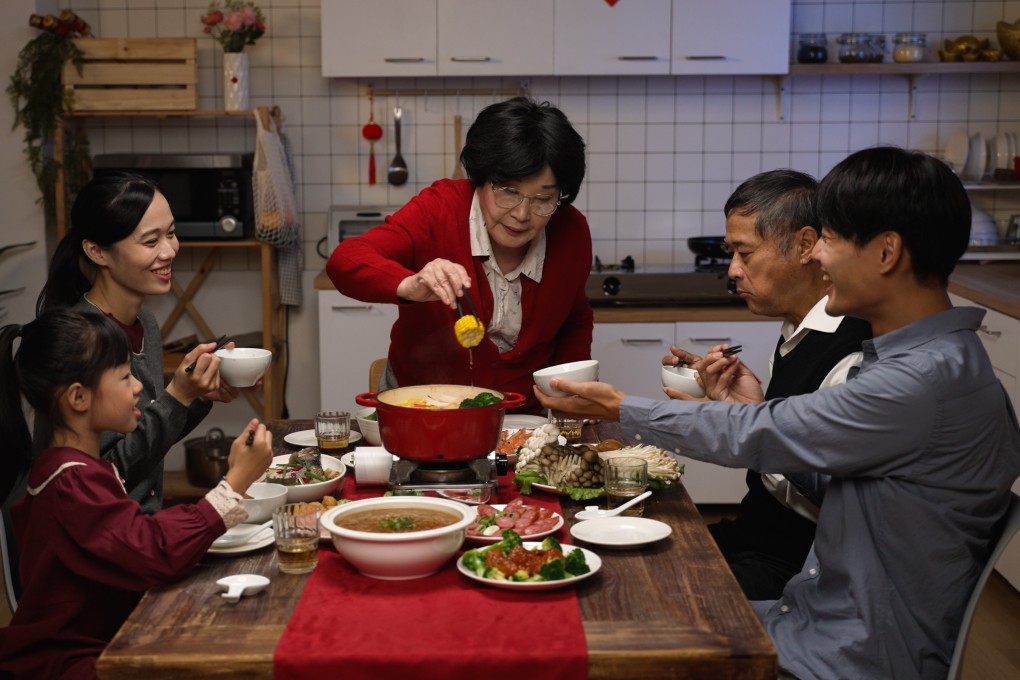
[569,517,673,548]
[284,429,362,447]
[457,542,601,590]
[529,481,604,497]
[962,132,987,180]
[945,127,969,174]
[465,504,564,543]
[207,528,275,556]
[503,415,549,429]
[995,133,1011,170]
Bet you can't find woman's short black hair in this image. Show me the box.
[817,146,971,286]
[36,172,159,315]
[461,96,586,205]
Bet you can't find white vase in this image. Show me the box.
[223,52,249,112]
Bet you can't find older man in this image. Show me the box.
[665,170,871,601]
[537,147,1020,680]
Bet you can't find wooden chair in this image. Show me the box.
[369,358,388,392]
[947,492,1020,679]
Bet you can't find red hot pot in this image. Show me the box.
[355,384,525,462]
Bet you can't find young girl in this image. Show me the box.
[0,310,272,679]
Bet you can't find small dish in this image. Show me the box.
[457,542,602,590]
[284,429,362,448]
[216,574,270,603]
[465,504,564,543]
[207,528,275,555]
[944,127,969,173]
[569,516,673,548]
[503,414,550,430]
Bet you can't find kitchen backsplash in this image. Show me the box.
[65,0,1020,268]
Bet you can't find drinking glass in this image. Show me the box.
[315,411,351,455]
[273,503,321,574]
[603,457,648,516]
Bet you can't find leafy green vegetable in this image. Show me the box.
[562,486,605,502]
[565,548,590,576]
[512,470,547,495]
[540,536,562,552]
[458,392,502,409]
[462,549,486,575]
[378,516,415,532]
[364,411,378,421]
[493,528,524,554]
[539,558,566,581]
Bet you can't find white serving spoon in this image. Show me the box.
[212,520,273,548]
[574,490,653,521]
[217,574,271,604]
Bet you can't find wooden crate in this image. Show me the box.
[63,38,197,112]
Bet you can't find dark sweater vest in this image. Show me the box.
[732,315,872,559]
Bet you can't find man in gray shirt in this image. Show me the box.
[535,147,1020,680]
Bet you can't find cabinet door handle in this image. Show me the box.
[331,305,375,312]
[617,56,660,61]
[383,57,426,63]
[687,337,733,344]
[978,325,1003,338]
[684,55,726,61]
[620,338,666,346]
[450,56,491,62]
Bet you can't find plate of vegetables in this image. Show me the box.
[458,530,600,590]
[465,498,564,543]
[259,452,346,503]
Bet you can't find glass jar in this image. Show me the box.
[837,33,876,64]
[869,34,887,62]
[797,33,828,64]
[893,33,927,62]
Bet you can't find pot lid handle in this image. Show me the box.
[205,428,226,441]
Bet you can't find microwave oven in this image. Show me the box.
[92,153,255,240]
[326,205,403,255]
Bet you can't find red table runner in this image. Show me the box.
[273,473,588,680]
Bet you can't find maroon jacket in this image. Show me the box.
[327,179,593,412]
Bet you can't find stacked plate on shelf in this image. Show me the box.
[945,127,1018,181]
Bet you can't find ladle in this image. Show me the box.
[217,574,270,604]
[387,106,409,186]
[211,520,272,548]
[573,490,652,521]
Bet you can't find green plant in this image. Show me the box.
[6,29,90,228]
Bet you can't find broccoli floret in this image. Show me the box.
[483,567,508,580]
[540,536,562,552]
[461,549,487,575]
[565,548,590,576]
[494,529,523,554]
[510,569,532,582]
[539,557,567,581]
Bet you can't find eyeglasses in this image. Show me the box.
[490,183,562,217]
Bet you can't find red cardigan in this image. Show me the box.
[327,179,593,412]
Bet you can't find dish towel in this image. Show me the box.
[273,475,588,680]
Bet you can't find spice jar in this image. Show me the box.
[837,33,876,63]
[867,33,887,62]
[893,33,927,62]
[797,34,828,64]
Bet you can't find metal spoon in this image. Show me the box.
[574,490,653,521]
[211,520,272,548]
[387,107,408,186]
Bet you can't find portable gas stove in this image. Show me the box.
[586,256,739,307]
[387,456,506,503]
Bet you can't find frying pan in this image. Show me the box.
[687,237,729,259]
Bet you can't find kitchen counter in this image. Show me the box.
[949,262,1020,319]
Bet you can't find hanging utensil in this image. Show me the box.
[387,106,409,186]
[361,91,383,185]
[451,114,465,180]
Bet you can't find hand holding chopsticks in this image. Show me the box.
[184,335,230,373]
[454,288,485,348]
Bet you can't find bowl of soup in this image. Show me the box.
[320,496,475,580]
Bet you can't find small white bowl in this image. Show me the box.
[661,365,706,398]
[241,482,288,523]
[263,453,347,503]
[533,360,600,398]
[215,347,272,388]
[355,407,382,446]
[320,496,474,580]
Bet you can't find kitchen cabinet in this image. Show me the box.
[318,290,398,412]
[671,0,791,75]
[949,292,1020,591]
[321,0,438,77]
[593,319,781,503]
[553,0,671,76]
[438,0,553,76]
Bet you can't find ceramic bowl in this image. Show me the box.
[997,20,1020,61]
[661,365,706,398]
[263,453,346,503]
[355,407,382,446]
[215,347,272,388]
[533,360,600,398]
[320,496,474,580]
[241,482,288,523]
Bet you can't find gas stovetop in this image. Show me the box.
[586,258,739,307]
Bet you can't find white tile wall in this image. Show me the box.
[65,0,1020,270]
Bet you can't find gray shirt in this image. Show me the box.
[620,306,1020,680]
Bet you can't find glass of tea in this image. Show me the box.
[315,411,351,455]
[603,457,648,517]
[272,503,321,574]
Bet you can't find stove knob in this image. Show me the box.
[601,276,621,296]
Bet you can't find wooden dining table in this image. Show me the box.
[97,420,776,679]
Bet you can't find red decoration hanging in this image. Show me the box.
[361,89,383,185]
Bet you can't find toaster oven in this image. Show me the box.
[326,205,402,255]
